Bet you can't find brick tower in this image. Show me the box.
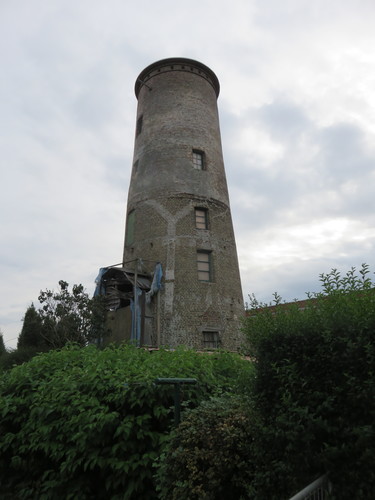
[122,57,244,350]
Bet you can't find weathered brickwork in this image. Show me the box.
[123,58,244,351]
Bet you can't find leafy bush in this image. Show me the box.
[0,344,252,499]
[243,265,375,499]
[155,394,258,500]
[0,345,47,371]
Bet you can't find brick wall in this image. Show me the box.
[122,59,245,351]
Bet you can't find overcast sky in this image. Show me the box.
[1,0,375,348]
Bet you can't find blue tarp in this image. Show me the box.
[146,262,163,303]
[94,267,108,296]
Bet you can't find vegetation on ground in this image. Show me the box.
[241,264,375,499]
[155,394,257,500]
[0,345,253,499]
[1,265,374,498]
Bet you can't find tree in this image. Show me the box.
[1,282,108,371]
[0,332,6,356]
[37,280,107,348]
[17,303,46,350]
[0,305,50,370]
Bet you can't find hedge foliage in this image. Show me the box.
[113,265,374,499]
[243,265,375,499]
[2,265,373,498]
[155,394,258,500]
[0,344,253,499]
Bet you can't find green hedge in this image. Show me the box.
[0,344,252,499]
[243,267,375,499]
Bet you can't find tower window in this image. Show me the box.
[125,210,135,246]
[202,331,220,349]
[195,208,208,229]
[197,251,212,281]
[192,150,205,170]
[136,115,143,136]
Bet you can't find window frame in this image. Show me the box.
[202,330,220,349]
[192,149,205,170]
[197,250,212,282]
[195,207,208,230]
[136,115,143,136]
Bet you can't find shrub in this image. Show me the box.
[0,344,252,499]
[155,394,258,500]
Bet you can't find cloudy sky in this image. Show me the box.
[1,0,375,348]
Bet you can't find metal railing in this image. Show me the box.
[289,475,332,500]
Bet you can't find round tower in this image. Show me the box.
[123,57,244,350]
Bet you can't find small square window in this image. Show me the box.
[192,150,205,170]
[202,331,220,349]
[197,251,212,282]
[195,208,208,229]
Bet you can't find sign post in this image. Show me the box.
[154,378,197,426]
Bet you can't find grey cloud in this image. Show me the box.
[71,62,124,129]
[229,168,301,232]
[2,0,375,350]
[256,98,312,141]
[316,122,374,179]
[310,122,375,218]
[243,253,375,304]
